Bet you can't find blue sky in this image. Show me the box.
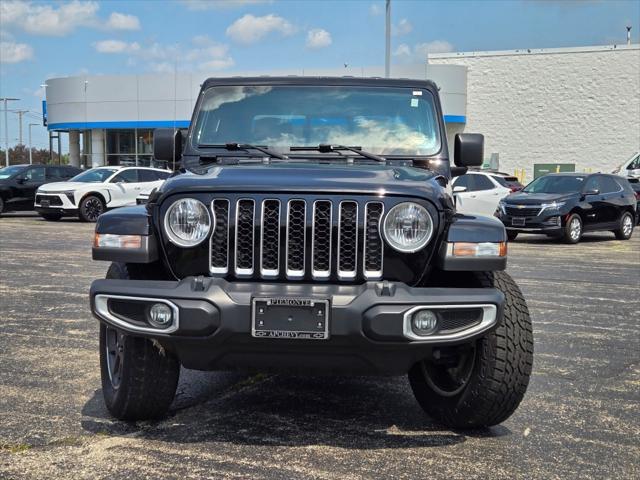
[1,0,638,151]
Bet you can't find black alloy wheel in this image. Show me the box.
[104,326,125,389]
[79,195,105,222]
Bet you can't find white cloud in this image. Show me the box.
[180,0,270,10]
[394,40,454,61]
[94,35,234,72]
[0,1,140,36]
[370,3,382,15]
[106,12,140,31]
[94,40,141,54]
[393,18,412,36]
[306,29,332,49]
[0,40,34,63]
[226,14,296,44]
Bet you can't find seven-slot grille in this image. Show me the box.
[209,198,385,281]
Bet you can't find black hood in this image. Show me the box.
[504,191,580,205]
[158,162,448,207]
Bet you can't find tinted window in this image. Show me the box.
[24,167,45,181]
[0,165,27,180]
[599,176,622,194]
[627,155,640,170]
[492,175,523,189]
[453,175,470,189]
[524,175,586,193]
[471,175,495,191]
[47,167,73,179]
[584,176,602,193]
[155,170,170,180]
[111,169,139,183]
[139,169,160,182]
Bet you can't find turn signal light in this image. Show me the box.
[94,233,142,249]
[447,242,507,257]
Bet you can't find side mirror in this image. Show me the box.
[453,185,467,193]
[454,133,484,168]
[584,189,600,196]
[153,128,183,163]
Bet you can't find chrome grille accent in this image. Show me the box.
[364,202,384,278]
[286,200,306,278]
[210,199,229,274]
[260,199,280,277]
[312,200,332,278]
[338,201,358,279]
[235,199,255,275]
[208,197,384,282]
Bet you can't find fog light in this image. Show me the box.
[149,303,173,328]
[549,216,561,226]
[411,309,438,336]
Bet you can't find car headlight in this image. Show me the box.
[383,202,434,253]
[498,200,507,214]
[540,201,565,213]
[164,198,212,247]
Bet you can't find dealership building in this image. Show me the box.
[44,43,639,179]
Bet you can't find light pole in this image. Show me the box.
[1,97,20,166]
[28,123,39,164]
[385,0,391,78]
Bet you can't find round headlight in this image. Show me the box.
[164,198,212,247]
[383,202,433,253]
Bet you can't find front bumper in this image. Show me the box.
[498,212,564,234]
[90,277,504,375]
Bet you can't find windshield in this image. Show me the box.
[70,168,118,183]
[191,85,442,156]
[523,175,586,193]
[0,165,26,180]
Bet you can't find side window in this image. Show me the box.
[25,167,45,182]
[111,169,138,183]
[46,167,65,179]
[155,171,170,180]
[453,175,470,190]
[470,175,495,192]
[628,155,640,170]
[139,169,160,182]
[584,176,602,193]
[599,176,622,194]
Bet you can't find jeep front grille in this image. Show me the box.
[209,197,385,282]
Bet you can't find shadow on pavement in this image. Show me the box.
[80,370,511,450]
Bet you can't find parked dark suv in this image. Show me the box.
[0,164,82,215]
[89,77,533,428]
[496,173,636,243]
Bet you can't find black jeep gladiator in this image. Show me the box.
[90,77,533,428]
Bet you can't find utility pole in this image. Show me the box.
[1,97,20,167]
[385,0,391,78]
[28,123,39,164]
[627,26,632,45]
[16,110,28,145]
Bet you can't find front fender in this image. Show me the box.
[437,214,507,271]
[93,206,158,263]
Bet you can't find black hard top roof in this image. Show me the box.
[202,76,438,90]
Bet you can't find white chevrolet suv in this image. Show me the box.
[452,170,523,217]
[35,166,171,222]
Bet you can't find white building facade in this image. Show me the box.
[44,44,639,179]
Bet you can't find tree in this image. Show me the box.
[0,146,68,165]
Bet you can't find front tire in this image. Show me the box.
[79,195,105,222]
[614,211,634,240]
[409,271,533,428]
[99,262,180,421]
[506,231,518,241]
[563,213,582,244]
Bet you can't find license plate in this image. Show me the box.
[252,298,329,340]
[40,200,50,208]
[512,217,525,226]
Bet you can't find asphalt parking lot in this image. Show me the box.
[1,213,639,480]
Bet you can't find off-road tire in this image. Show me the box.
[99,262,180,421]
[506,231,518,241]
[614,211,634,240]
[79,195,105,222]
[40,213,62,221]
[409,271,533,428]
[562,213,582,244]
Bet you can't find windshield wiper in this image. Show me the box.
[290,144,386,163]
[200,142,288,160]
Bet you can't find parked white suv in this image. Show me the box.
[35,166,171,222]
[612,151,640,179]
[452,170,523,217]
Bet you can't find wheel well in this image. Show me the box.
[80,191,107,206]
